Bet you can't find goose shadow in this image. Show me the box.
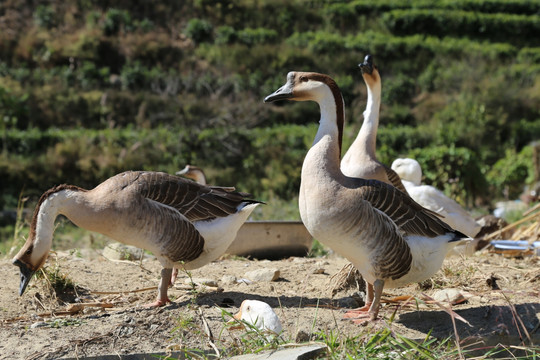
[169,290,355,311]
[395,301,540,346]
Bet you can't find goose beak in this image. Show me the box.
[176,166,189,176]
[233,308,242,321]
[264,83,294,103]
[13,259,35,296]
[359,54,373,75]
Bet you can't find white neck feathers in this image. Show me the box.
[310,84,344,166]
[345,74,381,161]
[32,189,78,261]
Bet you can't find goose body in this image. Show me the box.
[391,158,481,238]
[340,55,407,194]
[264,72,468,320]
[13,171,260,306]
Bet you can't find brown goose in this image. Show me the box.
[176,165,207,185]
[12,171,261,307]
[341,55,408,194]
[264,72,469,321]
[340,55,411,304]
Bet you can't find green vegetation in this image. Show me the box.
[35,258,75,294]
[1,1,539,231]
[163,303,540,359]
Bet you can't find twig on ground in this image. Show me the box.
[198,307,220,357]
[501,292,532,345]
[90,286,158,295]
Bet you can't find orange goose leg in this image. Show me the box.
[343,279,384,323]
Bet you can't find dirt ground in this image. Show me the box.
[1,246,539,359]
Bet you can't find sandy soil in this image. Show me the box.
[1,248,539,359]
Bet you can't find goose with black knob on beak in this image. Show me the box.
[12,171,261,307]
[264,72,469,321]
[340,55,412,306]
[341,55,408,195]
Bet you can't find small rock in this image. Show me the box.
[432,288,467,305]
[237,278,253,285]
[184,278,218,287]
[313,268,326,274]
[102,243,143,261]
[338,297,359,309]
[244,268,280,282]
[221,275,237,285]
[295,329,310,343]
[30,322,48,329]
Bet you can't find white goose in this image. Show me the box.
[13,171,261,307]
[233,299,283,337]
[341,55,408,194]
[176,165,207,185]
[264,72,469,321]
[391,158,481,253]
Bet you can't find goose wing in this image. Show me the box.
[120,171,258,221]
[357,179,463,238]
[383,165,410,196]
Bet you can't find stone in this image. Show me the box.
[30,322,48,329]
[432,288,468,305]
[244,268,280,282]
[229,344,327,359]
[295,329,310,343]
[102,243,143,261]
[338,297,360,309]
[221,275,237,285]
[184,278,218,287]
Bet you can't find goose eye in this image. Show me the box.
[246,306,251,311]
[25,249,31,255]
[299,76,308,83]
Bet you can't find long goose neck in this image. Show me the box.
[29,186,86,258]
[311,80,345,168]
[194,171,207,185]
[355,75,381,158]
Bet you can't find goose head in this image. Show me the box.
[12,233,49,296]
[12,190,61,296]
[264,71,340,103]
[176,164,207,185]
[391,158,423,186]
[264,71,345,155]
[359,54,381,92]
[233,299,283,335]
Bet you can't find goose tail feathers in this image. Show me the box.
[449,229,472,242]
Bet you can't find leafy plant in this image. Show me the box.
[184,18,213,44]
[486,145,535,199]
[33,5,56,29]
[36,259,75,294]
[102,8,133,35]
